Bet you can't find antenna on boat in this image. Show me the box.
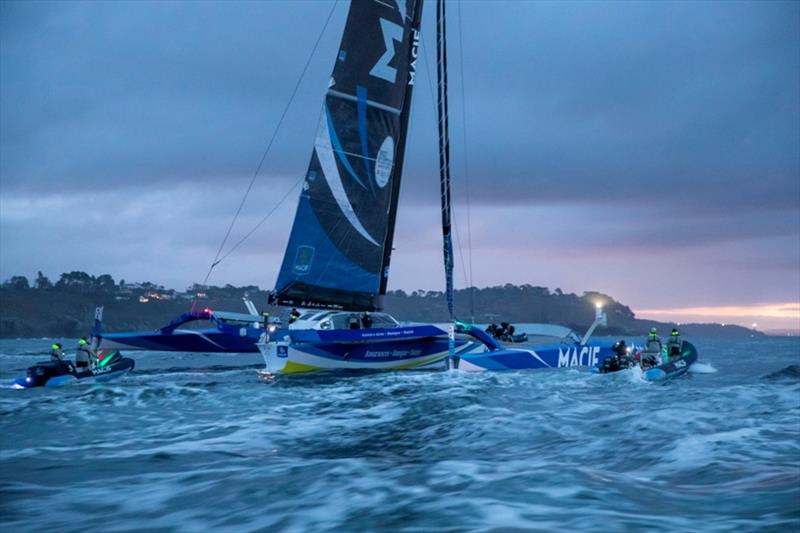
[242,294,259,316]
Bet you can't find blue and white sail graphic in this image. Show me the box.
[273,0,422,311]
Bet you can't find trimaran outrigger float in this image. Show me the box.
[99,296,281,353]
[256,0,619,374]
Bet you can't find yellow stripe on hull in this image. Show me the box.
[276,352,447,374]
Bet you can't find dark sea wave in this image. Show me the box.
[763,364,800,381]
[1,337,798,532]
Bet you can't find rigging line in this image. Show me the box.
[200,0,340,286]
[457,0,475,321]
[422,13,469,293]
[418,32,438,132]
[214,174,305,264]
[451,203,471,288]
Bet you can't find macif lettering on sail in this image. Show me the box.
[273,0,422,311]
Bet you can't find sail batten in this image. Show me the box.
[328,89,402,115]
[273,0,423,312]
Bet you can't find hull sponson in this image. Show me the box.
[458,340,618,371]
[100,328,264,353]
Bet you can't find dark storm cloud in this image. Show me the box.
[1,0,347,192]
[2,0,797,210]
[420,0,800,212]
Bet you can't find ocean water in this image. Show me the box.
[0,337,798,532]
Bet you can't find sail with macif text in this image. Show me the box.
[272,0,422,311]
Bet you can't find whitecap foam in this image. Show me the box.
[690,361,718,373]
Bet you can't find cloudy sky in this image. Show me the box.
[2,0,798,330]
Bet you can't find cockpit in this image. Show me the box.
[289,311,400,331]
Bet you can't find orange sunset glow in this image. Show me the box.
[636,302,800,331]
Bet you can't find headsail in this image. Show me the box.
[272,0,423,311]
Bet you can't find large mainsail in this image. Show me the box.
[272,0,423,311]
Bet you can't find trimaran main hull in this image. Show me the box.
[259,325,475,374]
[258,323,619,374]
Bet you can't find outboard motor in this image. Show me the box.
[600,354,622,373]
[25,361,74,387]
[640,353,658,370]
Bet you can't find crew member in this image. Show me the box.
[361,311,373,329]
[645,328,662,353]
[667,328,682,359]
[289,308,300,324]
[642,328,664,366]
[348,314,360,329]
[612,339,628,357]
[50,342,65,362]
[641,327,662,367]
[262,311,270,329]
[75,337,93,370]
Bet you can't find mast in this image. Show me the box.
[436,0,454,320]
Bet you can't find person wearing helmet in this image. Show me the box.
[50,342,65,362]
[667,328,683,360]
[646,328,662,355]
[75,337,93,370]
[638,328,662,368]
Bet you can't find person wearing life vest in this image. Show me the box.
[646,328,662,353]
[75,337,96,370]
[262,311,270,329]
[667,328,683,360]
[50,343,65,362]
[640,327,662,367]
[289,308,300,324]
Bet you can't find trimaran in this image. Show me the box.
[257,0,617,373]
[97,0,619,373]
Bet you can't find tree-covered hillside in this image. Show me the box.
[0,272,764,339]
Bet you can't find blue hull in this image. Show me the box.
[260,325,475,373]
[458,339,618,371]
[101,327,266,353]
[643,341,698,381]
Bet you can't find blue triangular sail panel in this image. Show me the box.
[273,0,422,311]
